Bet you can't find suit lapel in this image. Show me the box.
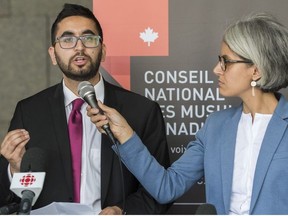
[101,81,119,206]
[220,106,242,213]
[48,83,74,198]
[101,135,115,206]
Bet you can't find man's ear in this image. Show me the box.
[101,44,106,62]
[48,47,57,65]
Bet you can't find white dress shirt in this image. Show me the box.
[229,112,272,214]
[63,76,104,212]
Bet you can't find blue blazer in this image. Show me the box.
[118,93,288,214]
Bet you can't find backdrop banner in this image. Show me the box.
[93,0,288,214]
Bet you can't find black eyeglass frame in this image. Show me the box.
[54,35,102,49]
[218,55,253,72]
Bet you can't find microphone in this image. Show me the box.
[78,81,117,144]
[78,81,126,213]
[195,203,217,215]
[0,202,19,215]
[10,148,47,215]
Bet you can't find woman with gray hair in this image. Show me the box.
[87,12,288,214]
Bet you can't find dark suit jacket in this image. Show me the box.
[0,80,170,214]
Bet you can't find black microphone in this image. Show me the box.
[78,81,118,144]
[20,148,47,173]
[195,203,217,215]
[10,148,47,215]
[0,202,20,215]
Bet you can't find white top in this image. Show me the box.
[63,76,104,212]
[229,112,272,215]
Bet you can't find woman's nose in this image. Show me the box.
[213,62,224,76]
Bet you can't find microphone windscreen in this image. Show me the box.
[20,148,47,172]
[78,81,94,98]
[195,203,217,215]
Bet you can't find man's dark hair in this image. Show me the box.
[50,3,103,45]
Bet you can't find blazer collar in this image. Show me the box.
[250,93,288,213]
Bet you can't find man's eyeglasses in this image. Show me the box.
[218,55,253,72]
[54,35,102,49]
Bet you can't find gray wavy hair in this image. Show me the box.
[223,12,288,92]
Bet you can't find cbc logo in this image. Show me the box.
[20,174,36,187]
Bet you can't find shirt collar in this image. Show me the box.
[63,75,105,107]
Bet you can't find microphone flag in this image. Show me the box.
[10,172,45,205]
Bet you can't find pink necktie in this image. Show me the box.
[68,98,84,203]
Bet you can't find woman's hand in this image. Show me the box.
[87,101,134,144]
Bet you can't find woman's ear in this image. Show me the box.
[252,66,261,81]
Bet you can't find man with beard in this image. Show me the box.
[0,3,170,215]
